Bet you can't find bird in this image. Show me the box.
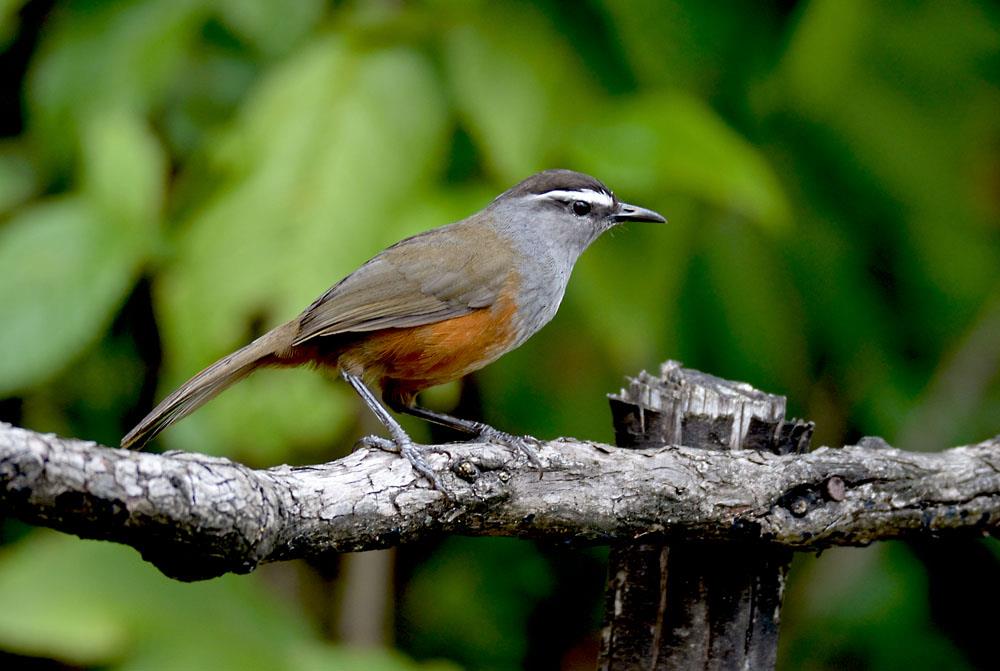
[122,169,666,489]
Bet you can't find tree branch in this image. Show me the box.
[1,422,998,581]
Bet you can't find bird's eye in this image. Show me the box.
[572,200,591,216]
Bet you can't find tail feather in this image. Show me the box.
[121,323,294,449]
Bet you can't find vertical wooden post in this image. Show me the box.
[599,362,812,670]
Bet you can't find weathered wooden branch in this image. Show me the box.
[1,414,998,582]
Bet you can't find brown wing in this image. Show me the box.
[292,220,511,345]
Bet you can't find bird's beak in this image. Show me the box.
[612,201,667,224]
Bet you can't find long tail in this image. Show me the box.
[121,322,296,449]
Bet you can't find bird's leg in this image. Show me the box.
[394,403,543,468]
[340,370,449,493]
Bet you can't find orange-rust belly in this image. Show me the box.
[338,295,518,398]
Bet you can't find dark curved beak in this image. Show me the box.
[612,201,667,224]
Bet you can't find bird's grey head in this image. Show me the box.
[489,169,666,258]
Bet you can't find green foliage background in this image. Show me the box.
[1,0,998,669]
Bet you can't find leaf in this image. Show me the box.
[442,3,594,181]
[778,0,868,113]
[697,220,810,394]
[783,545,972,670]
[400,537,552,669]
[293,643,462,671]
[0,197,144,395]
[216,0,325,57]
[26,0,206,168]
[569,92,791,231]
[0,0,26,49]
[601,0,777,93]
[776,0,1000,308]
[0,142,37,217]
[0,531,307,669]
[80,106,167,230]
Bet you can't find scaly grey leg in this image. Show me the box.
[341,370,449,493]
[395,403,543,468]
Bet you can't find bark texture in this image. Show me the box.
[1,421,998,581]
[601,362,809,670]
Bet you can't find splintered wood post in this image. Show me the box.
[599,362,813,671]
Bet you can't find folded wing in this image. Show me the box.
[293,221,511,344]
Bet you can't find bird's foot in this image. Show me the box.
[358,434,452,495]
[357,435,398,452]
[476,425,544,468]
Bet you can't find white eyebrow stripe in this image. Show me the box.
[534,189,615,209]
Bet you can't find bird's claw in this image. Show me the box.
[357,435,399,453]
[357,434,453,497]
[477,426,544,468]
[399,441,452,495]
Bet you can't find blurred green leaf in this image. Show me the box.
[0,531,439,671]
[0,142,37,216]
[699,219,809,393]
[216,0,325,57]
[22,327,146,446]
[80,106,167,231]
[779,0,868,113]
[443,3,595,181]
[0,196,143,395]
[401,538,552,670]
[0,531,457,671]
[781,544,972,670]
[601,0,777,94]
[27,0,206,169]
[571,93,791,231]
[0,531,306,667]
[0,0,25,49]
[777,0,1000,309]
[293,642,461,671]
